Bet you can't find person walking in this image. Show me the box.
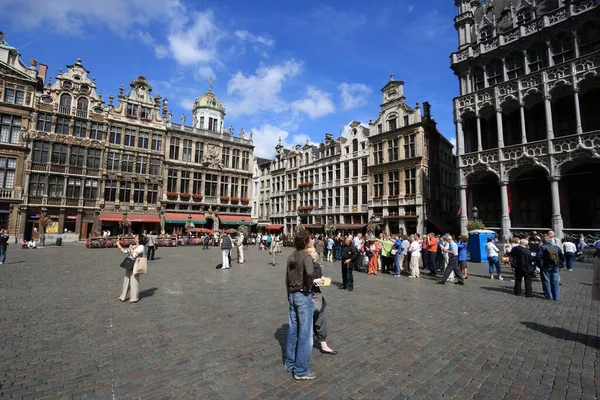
[326,236,334,263]
[284,230,316,380]
[315,237,325,263]
[437,235,464,285]
[220,233,233,269]
[0,229,9,264]
[340,236,360,291]
[146,231,157,260]
[562,238,576,271]
[485,237,503,280]
[116,235,147,303]
[270,235,279,265]
[236,230,245,263]
[510,238,535,297]
[537,234,565,301]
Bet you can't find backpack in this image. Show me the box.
[543,245,560,266]
[242,235,248,246]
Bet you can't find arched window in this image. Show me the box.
[76,97,88,111]
[551,32,574,64]
[505,51,525,79]
[578,21,600,56]
[59,94,71,114]
[486,59,504,86]
[473,66,485,91]
[516,8,533,24]
[352,139,359,152]
[527,44,548,72]
[480,26,493,41]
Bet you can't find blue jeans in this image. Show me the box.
[284,292,314,376]
[565,252,574,269]
[540,266,560,301]
[334,246,342,261]
[394,252,401,275]
[487,256,501,275]
[0,246,5,263]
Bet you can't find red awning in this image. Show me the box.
[128,213,161,223]
[99,212,124,222]
[335,224,366,229]
[265,225,284,230]
[164,212,206,224]
[219,215,253,225]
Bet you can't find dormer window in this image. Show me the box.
[140,107,151,120]
[80,84,90,94]
[480,26,492,41]
[62,81,73,89]
[126,103,138,118]
[517,9,532,24]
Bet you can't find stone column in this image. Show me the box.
[459,182,468,236]
[19,205,27,242]
[456,117,465,155]
[549,176,564,238]
[476,116,483,152]
[546,40,554,67]
[58,208,65,233]
[522,50,530,75]
[519,102,527,144]
[573,88,583,135]
[496,107,505,148]
[499,181,511,241]
[573,32,580,59]
[75,210,82,237]
[544,94,554,140]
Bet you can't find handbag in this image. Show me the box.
[391,248,398,256]
[133,257,148,274]
[119,257,135,270]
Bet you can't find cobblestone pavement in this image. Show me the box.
[0,244,598,399]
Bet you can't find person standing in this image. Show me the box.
[116,235,147,303]
[340,236,360,291]
[408,236,421,278]
[315,237,324,263]
[458,235,469,279]
[400,234,410,274]
[237,230,245,263]
[0,229,9,264]
[437,235,464,285]
[537,234,565,301]
[424,233,439,276]
[510,239,535,297]
[367,238,381,276]
[270,235,278,265]
[562,238,577,271]
[326,236,334,263]
[284,230,316,380]
[146,231,157,260]
[220,233,233,269]
[485,237,502,280]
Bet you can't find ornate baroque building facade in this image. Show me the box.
[451,0,600,239]
[0,35,254,241]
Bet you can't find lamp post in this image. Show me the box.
[40,207,47,247]
[472,206,479,220]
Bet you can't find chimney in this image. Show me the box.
[38,63,48,85]
[423,101,431,120]
[325,133,333,142]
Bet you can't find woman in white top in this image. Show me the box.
[441,235,455,281]
[116,235,147,303]
[485,236,503,280]
[408,236,421,278]
[563,238,577,271]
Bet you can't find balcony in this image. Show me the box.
[58,106,71,115]
[0,188,23,200]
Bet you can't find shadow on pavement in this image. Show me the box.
[522,322,600,350]
[481,286,546,299]
[139,287,158,299]
[274,324,288,362]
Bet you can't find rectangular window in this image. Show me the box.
[232,150,240,169]
[241,151,250,171]
[55,117,69,135]
[374,173,384,197]
[388,171,399,196]
[220,176,229,197]
[180,171,190,193]
[404,115,410,126]
[106,151,120,171]
[205,174,218,196]
[138,131,149,149]
[147,184,158,204]
[73,120,87,138]
[32,141,49,163]
[241,178,248,198]
[404,134,416,158]
[0,157,16,189]
[361,158,367,176]
[182,139,192,162]
[169,137,180,160]
[352,160,358,177]
[405,168,416,195]
[388,118,397,131]
[231,177,239,197]
[388,138,399,161]
[89,122,103,140]
[126,103,138,117]
[29,174,47,196]
[69,146,86,167]
[361,185,368,205]
[109,126,122,145]
[52,143,68,164]
[104,179,117,201]
[140,107,151,119]
[208,117,218,131]
[335,164,341,180]
[83,179,98,200]
[327,189,333,207]
[377,124,382,134]
[151,134,162,151]
[133,182,144,203]
[222,148,230,168]
[66,177,82,198]
[119,181,131,202]
[352,186,358,205]
[167,169,178,193]
[0,114,21,144]
[343,187,349,206]
[124,129,136,147]
[3,88,24,105]
[121,154,134,173]
[344,162,350,179]
[48,175,64,197]
[374,142,384,164]
[149,158,160,176]
[552,35,574,65]
[199,116,205,129]
[136,155,147,174]
[195,142,204,163]
[36,113,52,132]
[193,172,202,194]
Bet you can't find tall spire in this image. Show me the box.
[208,76,214,93]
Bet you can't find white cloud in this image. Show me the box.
[250,125,319,159]
[164,10,223,66]
[226,60,302,117]
[338,82,372,110]
[450,137,457,155]
[234,30,274,47]
[291,87,335,119]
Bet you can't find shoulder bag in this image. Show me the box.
[133,257,148,275]
[119,257,135,270]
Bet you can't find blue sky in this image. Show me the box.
[0,0,459,158]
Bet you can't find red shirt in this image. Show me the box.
[427,237,438,253]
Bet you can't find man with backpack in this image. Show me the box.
[537,234,565,301]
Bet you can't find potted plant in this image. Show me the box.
[39,216,54,227]
[220,196,230,202]
[467,219,486,231]
[166,191,179,200]
[179,192,191,200]
[240,197,250,204]
[119,218,132,228]
[192,194,203,201]
[230,197,240,203]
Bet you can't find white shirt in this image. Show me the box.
[563,241,576,254]
[485,242,499,257]
[409,241,421,256]
[123,244,145,259]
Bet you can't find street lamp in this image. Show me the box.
[472,206,479,220]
